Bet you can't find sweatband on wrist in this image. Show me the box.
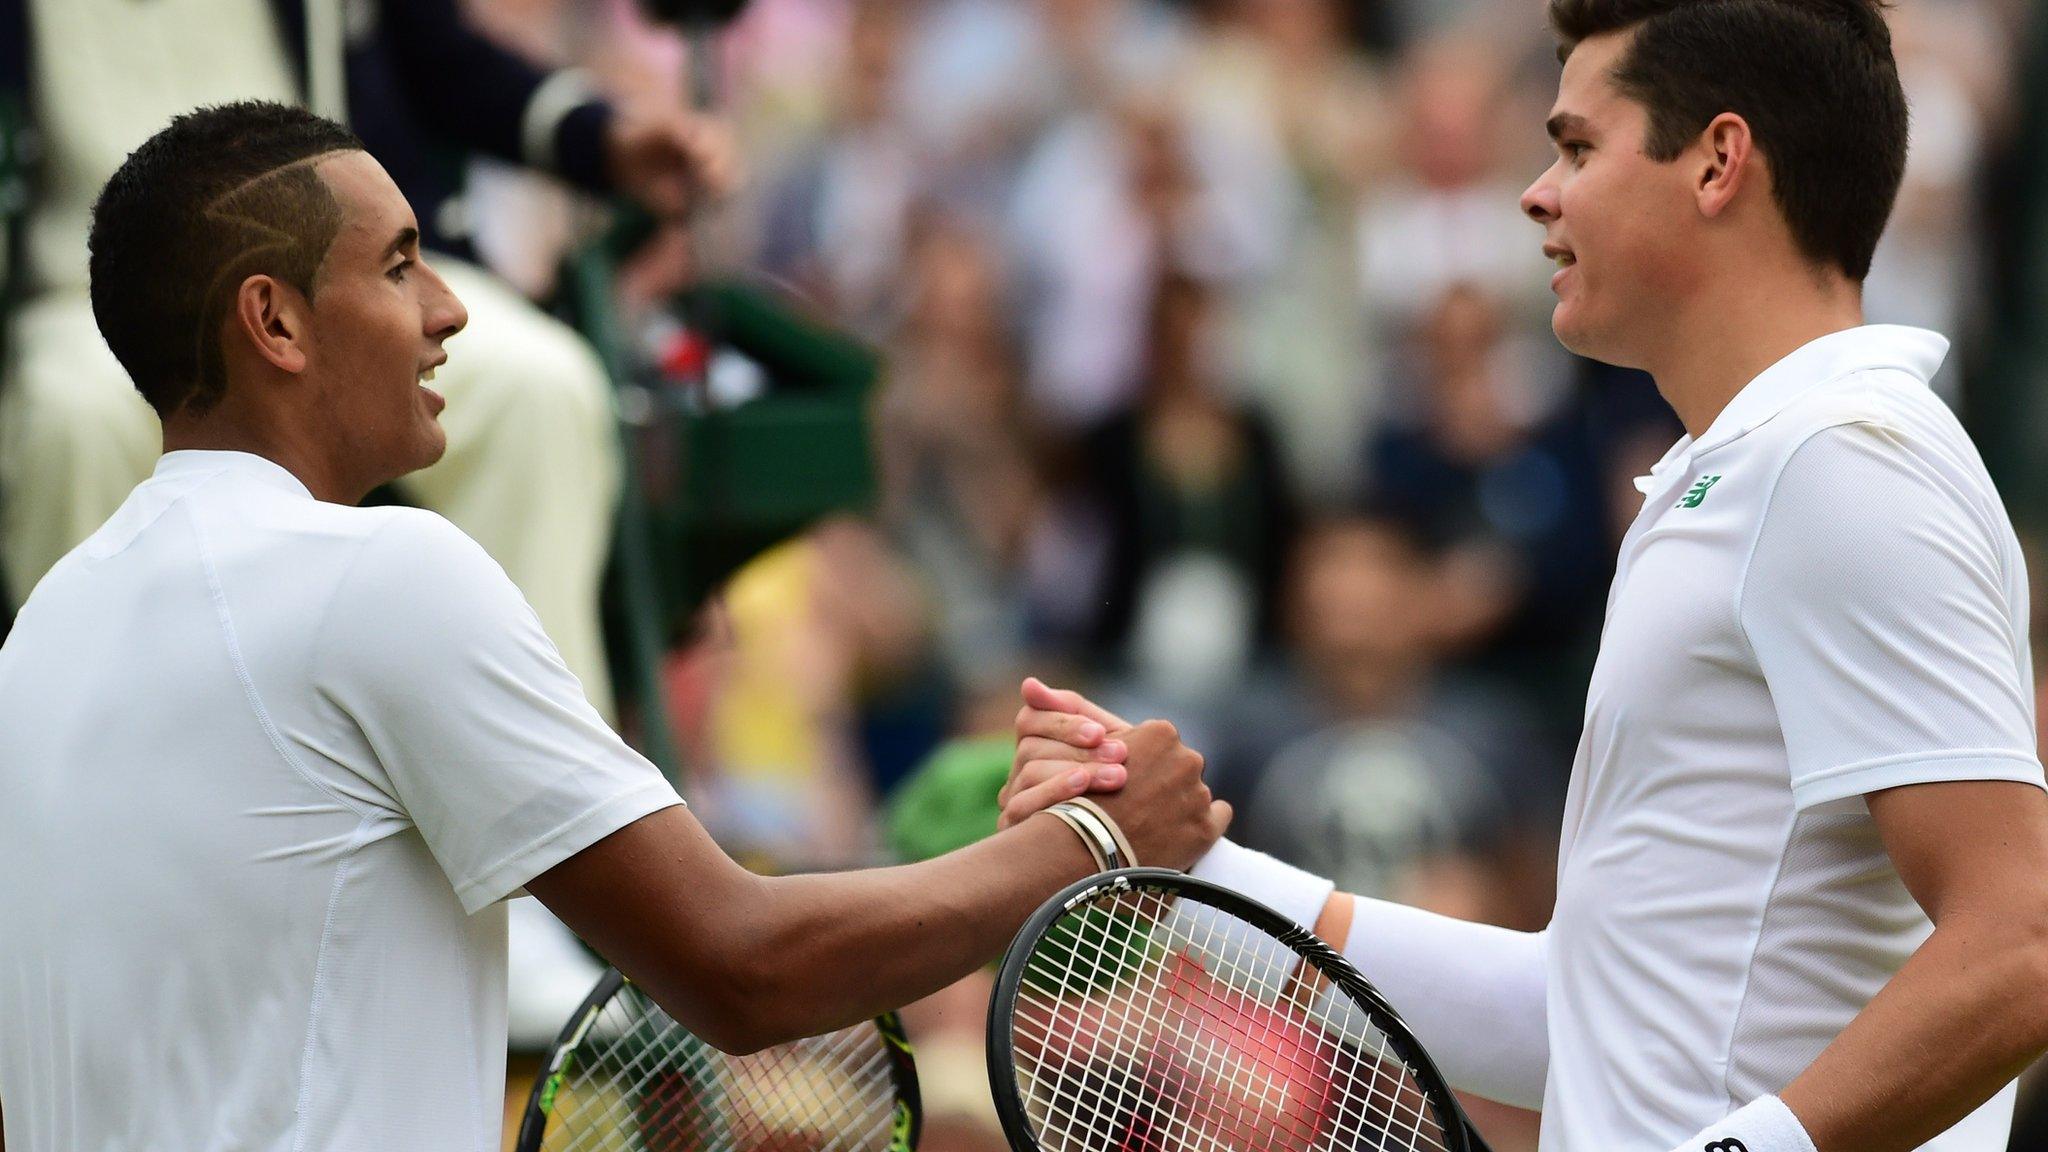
[1190,838,1335,931]
[1666,1095,1818,1152]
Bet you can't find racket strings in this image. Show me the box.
[1010,887,1451,1152]
[541,985,900,1152]
[1014,915,1425,1152]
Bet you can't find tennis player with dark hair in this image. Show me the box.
[1007,2,2048,1151]
[0,101,1229,1152]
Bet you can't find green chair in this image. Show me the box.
[554,214,879,782]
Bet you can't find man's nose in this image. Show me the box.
[1521,168,1559,225]
[423,262,468,340]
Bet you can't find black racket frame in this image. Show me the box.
[515,966,925,1152]
[986,868,1492,1152]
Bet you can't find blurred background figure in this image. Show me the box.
[1186,0,1394,504]
[1355,36,1554,357]
[756,0,920,339]
[1079,267,1297,705]
[1862,0,2005,401]
[1236,513,1539,924]
[1008,87,1287,428]
[874,212,1051,696]
[1360,282,1609,731]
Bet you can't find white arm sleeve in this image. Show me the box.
[1339,897,1549,1109]
[1740,422,2044,810]
[1191,840,1549,1108]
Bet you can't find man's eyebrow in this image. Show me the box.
[381,227,419,261]
[1547,112,1591,140]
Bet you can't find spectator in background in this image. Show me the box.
[1362,284,1610,723]
[1980,0,2048,525]
[1081,269,1298,703]
[1009,88,1288,427]
[1862,1,2005,401]
[1238,513,1547,921]
[901,0,1191,201]
[1354,35,1555,356]
[875,212,1049,696]
[664,520,930,870]
[756,0,920,339]
[1182,0,1396,503]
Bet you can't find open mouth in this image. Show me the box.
[416,360,448,415]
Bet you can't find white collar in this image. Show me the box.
[1632,325,1949,494]
[152,450,315,501]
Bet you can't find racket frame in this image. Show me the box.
[985,867,1492,1152]
[514,967,923,1152]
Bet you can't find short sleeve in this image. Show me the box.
[1739,422,2043,810]
[317,511,682,913]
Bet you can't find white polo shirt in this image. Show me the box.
[0,452,682,1151]
[1542,326,2042,1150]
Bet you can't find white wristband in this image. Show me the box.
[1667,1096,1818,1152]
[1190,838,1335,932]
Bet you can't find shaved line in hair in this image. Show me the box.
[181,150,354,416]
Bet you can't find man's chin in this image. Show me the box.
[416,427,449,472]
[391,425,449,482]
[1551,305,1612,364]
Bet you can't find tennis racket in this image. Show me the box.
[515,967,923,1152]
[987,868,1492,1152]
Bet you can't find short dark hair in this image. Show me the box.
[1548,0,1907,281]
[88,101,364,418]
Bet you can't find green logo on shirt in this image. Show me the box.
[1677,475,1722,508]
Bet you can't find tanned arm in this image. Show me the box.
[526,720,1227,1053]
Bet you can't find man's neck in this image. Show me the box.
[1643,271,1866,439]
[161,417,354,505]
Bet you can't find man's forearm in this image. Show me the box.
[538,804,1101,1054]
[720,815,1100,1049]
[1781,912,2048,1152]
[1190,840,1549,1107]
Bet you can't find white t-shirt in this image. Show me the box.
[0,451,683,1151]
[1543,326,2042,1150]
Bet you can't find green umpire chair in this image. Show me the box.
[554,212,880,783]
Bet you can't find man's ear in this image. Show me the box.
[230,273,311,375]
[1695,112,1756,220]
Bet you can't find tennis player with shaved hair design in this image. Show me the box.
[1008,2,2048,1151]
[0,102,1229,1152]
